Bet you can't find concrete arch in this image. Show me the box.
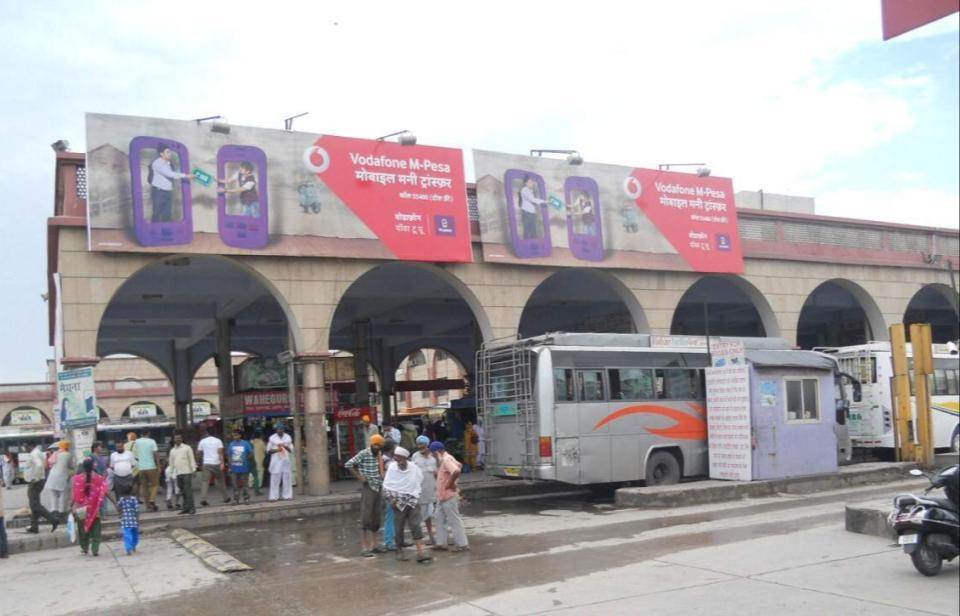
[329,262,494,347]
[96,253,303,359]
[519,268,650,338]
[904,283,959,343]
[672,274,781,338]
[98,352,174,384]
[796,278,888,348]
[2,407,52,426]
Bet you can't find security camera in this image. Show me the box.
[696,167,711,177]
[51,140,70,153]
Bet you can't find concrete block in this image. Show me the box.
[845,499,895,540]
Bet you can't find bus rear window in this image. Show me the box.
[608,368,655,401]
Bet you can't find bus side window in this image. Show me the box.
[554,368,576,402]
[577,370,606,402]
[608,368,655,400]
[657,369,700,400]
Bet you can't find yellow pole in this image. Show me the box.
[889,324,915,462]
[910,323,935,468]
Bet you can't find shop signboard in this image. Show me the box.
[9,407,45,426]
[190,399,213,420]
[57,367,98,429]
[229,390,306,416]
[705,357,752,481]
[474,150,743,272]
[127,402,158,419]
[333,406,368,422]
[86,113,471,262]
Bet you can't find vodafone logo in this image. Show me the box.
[303,145,330,174]
[623,175,643,200]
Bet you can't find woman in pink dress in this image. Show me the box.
[71,458,115,556]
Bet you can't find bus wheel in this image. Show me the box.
[645,451,681,486]
[951,428,959,455]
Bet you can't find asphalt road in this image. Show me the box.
[2,481,957,616]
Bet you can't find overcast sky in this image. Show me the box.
[0,1,957,382]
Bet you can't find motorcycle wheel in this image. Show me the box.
[910,538,943,577]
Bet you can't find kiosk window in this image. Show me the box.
[608,368,655,400]
[554,369,576,402]
[656,369,703,400]
[577,370,605,402]
[786,378,820,422]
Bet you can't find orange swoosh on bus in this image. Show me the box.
[592,404,707,440]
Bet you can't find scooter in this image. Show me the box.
[888,465,959,576]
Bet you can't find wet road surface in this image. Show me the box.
[88,479,957,616]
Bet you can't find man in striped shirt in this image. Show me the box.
[345,434,385,557]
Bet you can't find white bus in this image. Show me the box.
[821,342,960,454]
[477,333,796,485]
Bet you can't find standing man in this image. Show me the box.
[382,447,431,563]
[378,438,398,551]
[345,434,384,557]
[110,440,137,500]
[388,423,402,445]
[168,432,197,515]
[24,443,58,534]
[361,415,379,448]
[430,441,469,552]
[267,424,294,501]
[411,435,438,545]
[132,431,159,512]
[43,441,74,517]
[250,429,266,496]
[197,428,228,506]
[227,429,254,505]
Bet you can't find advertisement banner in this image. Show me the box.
[86,113,472,262]
[190,400,213,420]
[705,366,752,481]
[57,367,98,429]
[474,150,743,272]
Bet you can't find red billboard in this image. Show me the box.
[882,0,959,40]
[474,150,743,273]
[86,114,472,263]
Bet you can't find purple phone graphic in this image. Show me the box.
[503,169,552,258]
[217,145,268,249]
[129,136,193,247]
[565,176,604,261]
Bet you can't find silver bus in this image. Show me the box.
[477,333,796,485]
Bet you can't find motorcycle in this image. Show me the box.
[888,465,959,576]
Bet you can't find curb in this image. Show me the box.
[615,462,918,508]
[169,528,252,573]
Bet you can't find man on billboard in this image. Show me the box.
[149,144,193,222]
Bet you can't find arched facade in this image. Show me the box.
[518,268,649,338]
[796,279,888,349]
[903,283,960,343]
[670,275,781,339]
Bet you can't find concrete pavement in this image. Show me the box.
[3,478,955,616]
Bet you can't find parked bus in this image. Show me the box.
[820,342,960,454]
[476,333,794,485]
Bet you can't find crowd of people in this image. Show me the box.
[5,423,297,558]
[346,431,469,563]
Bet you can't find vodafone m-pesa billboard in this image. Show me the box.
[86,113,472,262]
[474,150,743,273]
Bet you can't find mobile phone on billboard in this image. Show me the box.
[129,136,193,247]
[217,145,269,249]
[564,176,604,261]
[503,169,552,258]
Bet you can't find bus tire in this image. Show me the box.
[951,427,959,454]
[645,451,681,486]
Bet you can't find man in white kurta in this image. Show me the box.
[267,424,294,501]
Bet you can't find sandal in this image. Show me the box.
[417,554,433,563]
[360,549,375,558]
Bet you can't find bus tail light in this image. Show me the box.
[539,436,553,458]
